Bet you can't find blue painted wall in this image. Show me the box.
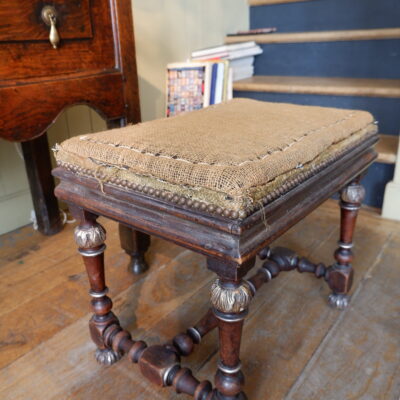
[255,40,400,79]
[251,0,400,32]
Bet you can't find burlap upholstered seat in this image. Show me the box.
[54,99,377,218]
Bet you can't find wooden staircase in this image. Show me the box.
[249,0,314,5]
[229,0,400,208]
[233,76,400,98]
[226,28,400,44]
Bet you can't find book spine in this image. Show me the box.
[227,46,263,60]
[203,63,212,107]
[210,63,218,105]
[222,60,230,102]
[215,63,224,104]
[227,68,233,101]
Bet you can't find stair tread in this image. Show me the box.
[233,76,400,98]
[249,0,313,5]
[226,27,400,44]
[376,134,399,164]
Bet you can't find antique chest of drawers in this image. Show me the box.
[0,0,140,234]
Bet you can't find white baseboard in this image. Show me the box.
[382,181,400,221]
[0,190,33,235]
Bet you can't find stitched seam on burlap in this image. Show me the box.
[67,127,374,194]
[56,128,376,211]
[78,113,356,167]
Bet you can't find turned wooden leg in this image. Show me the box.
[119,224,151,275]
[210,277,253,400]
[327,178,365,309]
[72,208,121,365]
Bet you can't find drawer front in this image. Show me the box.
[0,0,141,142]
[0,0,92,42]
[0,0,116,81]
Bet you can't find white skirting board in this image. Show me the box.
[0,190,33,235]
[382,138,400,221]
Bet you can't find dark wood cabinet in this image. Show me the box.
[0,0,141,234]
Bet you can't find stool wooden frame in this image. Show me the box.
[53,134,377,399]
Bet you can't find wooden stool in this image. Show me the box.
[53,99,378,399]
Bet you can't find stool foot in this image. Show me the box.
[119,224,151,275]
[328,293,349,310]
[128,254,149,275]
[95,348,122,366]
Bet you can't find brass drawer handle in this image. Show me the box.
[41,6,60,49]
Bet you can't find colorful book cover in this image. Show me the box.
[166,62,212,117]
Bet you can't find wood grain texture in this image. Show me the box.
[233,76,400,98]
[0,72,125,142]
[0,0,141,142]
[112,0,141,124]
[0,200,399,399]
[287,229,400,400]
[225,28,400,43]
[0,218,195,370]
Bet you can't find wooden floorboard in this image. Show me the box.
[0,200,399,399]
[287,229,400,399]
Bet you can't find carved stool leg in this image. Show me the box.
[210,277,253,400]
[327,178,365,309]
[72,208,121,365]
[119,224,151,275]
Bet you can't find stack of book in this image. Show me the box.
[166,41,262,117]
[191,41,262,82]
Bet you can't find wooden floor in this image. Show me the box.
[0,200,399,400]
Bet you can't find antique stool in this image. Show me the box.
[53,99,378,399]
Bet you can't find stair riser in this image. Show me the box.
[255,40,400,79]
[250,0,400,32]
[233,91,400,135]
[361,162,395,208]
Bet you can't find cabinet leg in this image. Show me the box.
[21,133,63,235]
[327,178,365,309]
[210,276,253,400]
[119,224,150,275]
[72,207,121,365]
